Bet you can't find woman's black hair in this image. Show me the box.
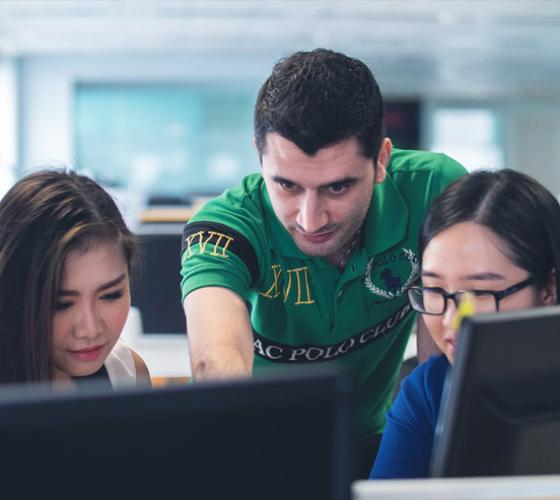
[420,168,560,303]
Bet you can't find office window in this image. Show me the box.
[429,108,503,172]
[74,84,259,200]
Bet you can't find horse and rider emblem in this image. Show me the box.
[364,248,419,299]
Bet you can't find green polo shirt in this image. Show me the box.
[181,148,466,438]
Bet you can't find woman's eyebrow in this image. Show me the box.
[420,270,441,279]
[420,269,506,281]
[96,273,127,292]
[58,273,126,296]
[462,272,506,281]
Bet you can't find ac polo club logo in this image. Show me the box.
[364,248,419,299]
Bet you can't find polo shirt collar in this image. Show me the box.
[363,173,409,256]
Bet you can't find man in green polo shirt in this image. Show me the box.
[180,48,466,478]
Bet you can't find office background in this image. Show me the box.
[1,0,559,377]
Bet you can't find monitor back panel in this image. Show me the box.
[431,305,560,477]
[0,370,352,500]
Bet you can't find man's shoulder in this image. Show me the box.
[385,148,467,205]
[190,173,266,222]
[180,174,269,297]
[388,148,465,177]
[184,173,269,268]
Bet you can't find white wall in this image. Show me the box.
[504,102,560,196]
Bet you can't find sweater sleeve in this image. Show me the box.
[369,355,448,479]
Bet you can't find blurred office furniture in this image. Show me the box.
[126,220,190,379]
[353,475,560,500]
[119,306,190,381]
[131,222,185,336]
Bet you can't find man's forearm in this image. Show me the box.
[191,345,253,380]
[184,287,255,380]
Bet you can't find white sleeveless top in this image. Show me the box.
[104,339,137,388]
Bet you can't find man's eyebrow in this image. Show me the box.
[421,270,506,281]
[272,175,299,186]
[319,176,358,189]
[271,175,358,188]
[58,273,127,296]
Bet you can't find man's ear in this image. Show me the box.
[541,269,557,306]
[375,138,392,183]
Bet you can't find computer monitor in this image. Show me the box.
[431,305,560,477]
[0,368,352,500]
[353,475,560,500]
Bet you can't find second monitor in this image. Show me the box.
[431,305,560,477]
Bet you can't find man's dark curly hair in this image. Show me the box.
[254,48,385,159]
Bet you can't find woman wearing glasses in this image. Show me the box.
[369,168,560,479]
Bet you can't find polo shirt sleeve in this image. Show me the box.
[369,355,448,479]
[180,184,266,303]
[427,154,468,204]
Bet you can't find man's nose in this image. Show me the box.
[296,192,328,234]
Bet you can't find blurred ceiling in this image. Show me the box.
[1,0,560,98]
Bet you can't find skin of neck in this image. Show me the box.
[325,227,362,270]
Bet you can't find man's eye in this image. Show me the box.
[279,181,297,191]
[327,183,348,194]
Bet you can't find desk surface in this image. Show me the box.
[353,476,560,500]
[140,206,193,223]
[121,308,191,378]
[139,198,212,223]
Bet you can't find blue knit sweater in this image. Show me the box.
[369,354,449,479]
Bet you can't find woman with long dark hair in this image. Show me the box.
[0,169,150,387]
[370,168,560,478]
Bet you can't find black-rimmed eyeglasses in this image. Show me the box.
[407,276,538,315]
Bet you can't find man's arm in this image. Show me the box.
[415,314,440,364]
[184,286,254,380]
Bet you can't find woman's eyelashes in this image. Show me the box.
[54,289,125,311]
[100,290,124,302]
[54,300,73,311]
